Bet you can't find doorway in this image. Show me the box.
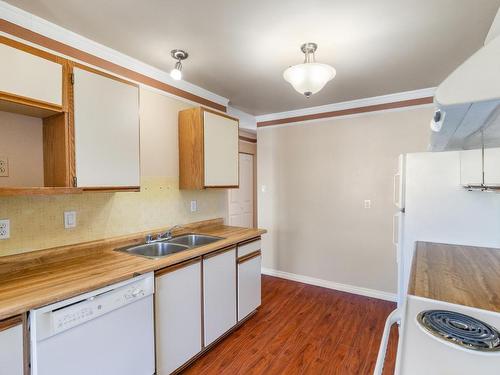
[228,153,254,228]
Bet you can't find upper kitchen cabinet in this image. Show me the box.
[460,147,500,187]
[0,37,65,116]
[459,149,482,186]
[179,107,239,189]
[72,65,140,190]
[483,148,500,186]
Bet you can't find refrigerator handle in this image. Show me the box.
[392,213,399,246]
[393,173,401,208]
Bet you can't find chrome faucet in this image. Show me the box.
[145,225,182,243]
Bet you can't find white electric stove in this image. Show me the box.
[394,295,500,374]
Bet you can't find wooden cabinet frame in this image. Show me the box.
[179,107,240,190]
[0,37,140,195]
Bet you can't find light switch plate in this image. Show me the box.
[64,211,77,229]
[190,200,198,212]
[364,200,372,209]
[0,157,8,177]
[0,219,10,240]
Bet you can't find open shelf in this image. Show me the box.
[0,92,63,118]
[0,187,83,197]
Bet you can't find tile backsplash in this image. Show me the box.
[0,176,227,256]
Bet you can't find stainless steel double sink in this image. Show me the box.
[115,234,223,259]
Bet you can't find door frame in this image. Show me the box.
[229,133,257,227]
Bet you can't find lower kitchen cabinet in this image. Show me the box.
[238,251,262,321]
[203,247,237,346]
[0,316,24,375]
[155,259,202,375]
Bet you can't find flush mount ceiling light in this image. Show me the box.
[283,43,336,98]
[170,49,188,81]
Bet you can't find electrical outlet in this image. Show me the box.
[64,211,77,229]
[0,157,8,177]
[190,200,198,212]
[364,200,372,209]
[0,219,10,240]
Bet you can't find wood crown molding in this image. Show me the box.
[0,19,226,112]
[257,96,434,127]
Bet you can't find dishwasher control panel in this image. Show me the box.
[31,273,154,340]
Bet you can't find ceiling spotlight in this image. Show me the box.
[170,49,188,81]
[283,43,336,98]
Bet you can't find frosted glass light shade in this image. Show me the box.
[283,63,336,97]
[170,68,182,80]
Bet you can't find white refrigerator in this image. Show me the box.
[375,150,500,374]
[395,150,500,306]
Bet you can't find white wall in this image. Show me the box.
[258,106,433,296]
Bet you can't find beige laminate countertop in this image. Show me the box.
[0,219,265,320]
[408,241,500,313]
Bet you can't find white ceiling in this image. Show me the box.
[5,0,500,115]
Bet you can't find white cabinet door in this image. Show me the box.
[203,248,237,346]
[484,148,500,186]
[238,254,261,321]
[73,67,140,187]
[0,43,62,106]
[0,323,24,375]
[155,261,202,375]
[459,149,482,186]
[203,111,239,187]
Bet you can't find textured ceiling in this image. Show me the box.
[5,0,500,115]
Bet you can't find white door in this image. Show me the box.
[0,322,23,375]
[203,248,237,346]
[238,254,261,321]
[155,261,202,375]
[228,153,254,228]
[73,67,140,187]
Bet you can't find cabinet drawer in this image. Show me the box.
[238,239,261,258]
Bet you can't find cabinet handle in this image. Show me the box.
[238,250,261,264]
[155,257,201,277]
[238,237,261,246]
[203,246,236,259]
[0,315,23,332]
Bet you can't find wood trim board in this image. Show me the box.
[0,314,22,332]
[0,187,82,196]
[203,246,236,259]
[237,250,261,264]
[239,135,257,143]
[0,19,226,112]
[257,97,434,127]
[155,257,202,277]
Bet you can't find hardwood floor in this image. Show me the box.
[182,275,398,375]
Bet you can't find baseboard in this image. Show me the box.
[261,267,397,302]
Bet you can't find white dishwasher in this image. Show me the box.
[30,272,155,375]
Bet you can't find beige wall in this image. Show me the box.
[0,87,227,256]
[257,106,433,295]
[0,111,44,187]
